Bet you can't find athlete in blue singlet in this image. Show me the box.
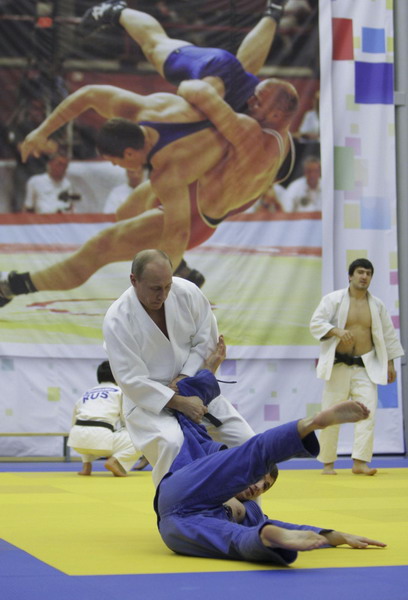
[79,0,284,114]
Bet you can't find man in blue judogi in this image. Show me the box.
[155,370,386,564]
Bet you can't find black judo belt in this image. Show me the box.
[334,353,364,367]
[75,419,114,431]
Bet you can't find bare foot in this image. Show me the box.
[260,525,327,551]
[322,463,337,475]
[313,401,369,429]
[203,335,226,373]
[132,455,149,471]
[352,460,377,476]
[104,457,127,477]
[78,462,92,476]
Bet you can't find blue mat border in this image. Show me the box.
[1,540,408,600]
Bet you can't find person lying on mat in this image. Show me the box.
[154,377,386,564]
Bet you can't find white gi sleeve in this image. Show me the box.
[179,283,219,376]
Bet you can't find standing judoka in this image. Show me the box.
[310,258,404,476]
[103,249,255,486]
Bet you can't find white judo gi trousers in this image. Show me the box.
[317,363,377,464]
[72,428,141,472]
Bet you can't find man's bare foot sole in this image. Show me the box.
[105,457,127,477]
[261,525,326,551]
[314,401,369,429]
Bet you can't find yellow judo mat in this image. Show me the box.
[0,467,407,575]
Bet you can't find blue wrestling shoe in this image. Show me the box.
[79,0,128,37]
[0,272,12,307]
[264,0,288,23]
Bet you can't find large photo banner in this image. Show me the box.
[0,0,404,457]
[0,0,323,359]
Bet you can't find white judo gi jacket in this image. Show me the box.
[310,288,404,384]
[103,277,218,414]
[67,381,124,452]
[103,277,254,485]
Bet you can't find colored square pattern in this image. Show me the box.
[1,358,14,371]
[390,271,398,286]
[346,95,359,111]
[334,146,355,190]
[360,196,391,229]
[344,204,361,229]
[390,252,398,269]
[355,159,368,186]
[47,387,61,402]
[346,250,368,266]
[344,190,360,201]
[355,62,394,104]
[378,381,398,408]
[345,180,363,200]
[345,137,362,156]
[391,315,400,330]
[362,27,386,53]
[264,404,280,421]
[332,18,354,60]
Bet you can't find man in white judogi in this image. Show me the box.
[103,249,255,487]
[68,361,141,476]
[310,258,404,476]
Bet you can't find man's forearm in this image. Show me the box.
[166,392,208,424]
[20,89,95,162]
[177,80,241,143]
[166,394,188,411]
[38,90,92,137]
[322,327,341,339]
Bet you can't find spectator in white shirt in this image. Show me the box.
[283,156,321,213]
[298,90,320,141]
[24,151,80,214]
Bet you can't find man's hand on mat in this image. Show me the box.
[322,531,387,548]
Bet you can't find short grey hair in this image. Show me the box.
[131,249,172,280]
